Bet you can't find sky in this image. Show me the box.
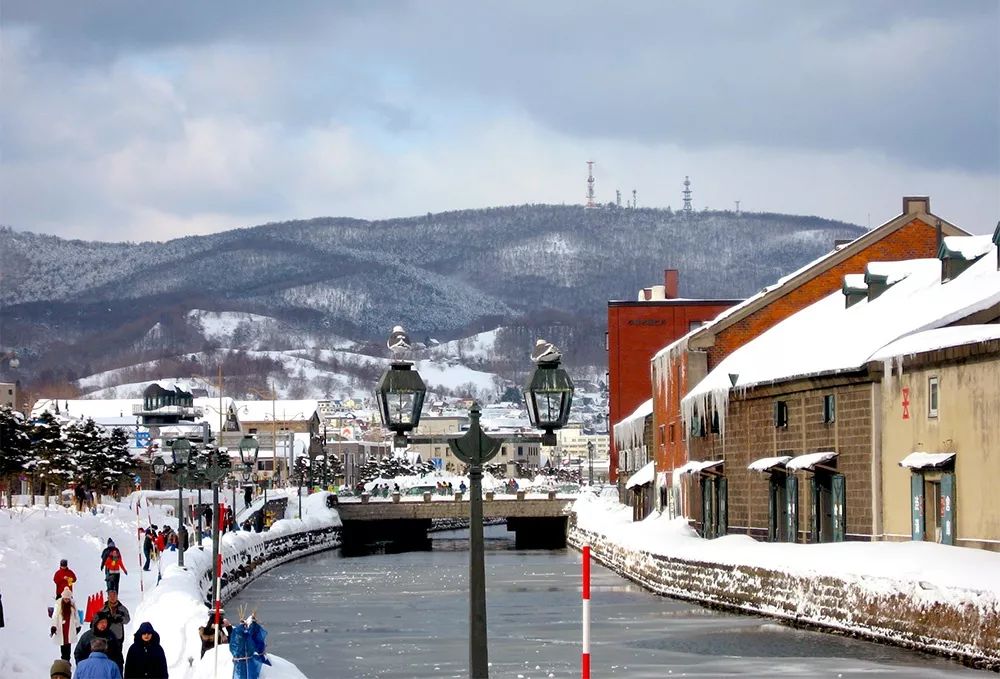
[1,1,998,242]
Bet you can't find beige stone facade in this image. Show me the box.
[877,339,1000,551]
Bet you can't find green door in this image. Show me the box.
[910,473,925,541]
[767,476,777,541]
[809,476,820,543]
[785,475,798,543]
[700,477,713,539]
[832,474,846,542]
[940,472,956,546]
[717,476,728,537]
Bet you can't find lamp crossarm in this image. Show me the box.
[405,433,547,445]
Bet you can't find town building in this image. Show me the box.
[649,196,968,518]
[607,269,740,485]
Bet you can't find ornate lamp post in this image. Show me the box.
[194,450,209,549]
[375,334,573,679]
[239,435,260,522]
[587,440,595,486]
[151,455,166,491]
[170,438,193,568]
[201,447,231,672]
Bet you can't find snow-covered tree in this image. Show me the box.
[66,417,105,488]
[97,427,135,498]
[0,407,31,505]
[27,411,74,503]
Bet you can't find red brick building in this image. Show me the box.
[653,196,968,517]
[607,269,739,483]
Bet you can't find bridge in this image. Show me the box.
[334,493,576,550]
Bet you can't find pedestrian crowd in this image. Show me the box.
[47,544,168,679]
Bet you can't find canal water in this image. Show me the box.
[229,526,982,678]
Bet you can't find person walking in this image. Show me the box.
[75,613,120,666]
[99,539,116,569]
[52,558,77,599]
[99,589,131,654]
[141,529,154,571]
[102,548,128,593]
[50,587,80,661]
[49,658,72,679]
[74,484,88,512]
[123,621,168,678]
[75,637,122,679]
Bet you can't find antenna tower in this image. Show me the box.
[734,200,741,215]
[682,176,693,215]
[632,189,637,209]
[585,161,596,209]
[616,190,621,208]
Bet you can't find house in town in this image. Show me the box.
[647,196,968,520]
[607,269,740,487]
[678,230,999,547]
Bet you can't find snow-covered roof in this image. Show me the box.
[864,259,921,284]
[158,424,206,438]
[31,398,140,420]
[786,451,838,471]
[748,455,792,472]
[869,325,1000,362]
[235,400,318,422]
[899,452,956,470]
[674,459,724,476]
[625,461,655,489]
[842,274,867,290]
[613,398,653,452]
[940,234,994,260]
[684,242,1000,408]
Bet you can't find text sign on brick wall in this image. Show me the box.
[901,387,910,420]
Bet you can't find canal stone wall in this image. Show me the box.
[196,524,342,606]
[568,526,1000,671]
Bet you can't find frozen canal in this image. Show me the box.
[229,526,982,678]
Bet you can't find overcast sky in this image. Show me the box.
[2,1,998,242]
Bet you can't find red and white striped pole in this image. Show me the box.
[582,544,591,679]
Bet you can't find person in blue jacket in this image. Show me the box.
[123,621,168,678]
[75,637,122,679]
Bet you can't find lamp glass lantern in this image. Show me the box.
[375,362,427,445]
[238,435,260,468]
[523,360,575,444]
[171,438,192,467]
[151,455,167,477]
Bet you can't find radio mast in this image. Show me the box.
[682,176,693,215]
[586,161,597,209]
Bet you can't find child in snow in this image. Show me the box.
[103,548,128,593]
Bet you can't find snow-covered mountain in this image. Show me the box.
[0,204,863,382]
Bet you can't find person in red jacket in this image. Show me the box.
[53,559,77,600]
[102,548,128,593]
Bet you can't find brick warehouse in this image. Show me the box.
[679,229,998,546]
[607,269,739,484]
[649,196,968,514]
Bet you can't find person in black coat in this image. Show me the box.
[124,621,168,678]
[74,611,124,669]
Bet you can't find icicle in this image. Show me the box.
[882,358,893,391]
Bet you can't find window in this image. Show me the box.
[669,423,676,443]
[517,446,524,457]
[774,400,789,428]
[248,427,258,434]
[659,424,667,445]
[605,331,609,351]
[710,409,720,434]
[690,409,705,437]
[928,377,939,417]
[822,395,836,424]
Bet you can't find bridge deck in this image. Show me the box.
[335,495,575,521]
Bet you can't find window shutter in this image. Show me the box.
[940,472,955,546]
[910,473,925,541]
[810,475,820,543]
[785,475,798,543]
[767,477,777,542]
[832,474,846,542]
[700,476,712,538]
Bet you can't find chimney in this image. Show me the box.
[664,269,679,299]
[642,288,652,301]
[902,196,930,216]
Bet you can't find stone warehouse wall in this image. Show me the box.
[568,527,1000,670]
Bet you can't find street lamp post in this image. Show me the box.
[170,438,193,568]
[587,440,595,486]
[239,435,260,530]
[202,448,231,675]
[375,335,573,679]
[151,456,166,491]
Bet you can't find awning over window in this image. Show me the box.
[748,455,791,473]
[625,461,655,489]
[674,459,724,476]
[786,451,838,471]
[899,451,956,470]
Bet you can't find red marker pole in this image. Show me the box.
[582,544,591,679]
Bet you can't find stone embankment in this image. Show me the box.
[568,526,1000,671]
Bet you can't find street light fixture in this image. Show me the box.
[151,455,166,491]
[375,334,573,679]
[170,437,193,568]
[201,447,231,668]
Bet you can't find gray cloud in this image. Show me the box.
[1,1,997,240]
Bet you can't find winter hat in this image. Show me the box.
[137,621,156,635]
[49,659,72,678]
[61,587,73,600]
[59,558,68,567]
[107,538,115,546]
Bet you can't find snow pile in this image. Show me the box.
[0,494,333,678]
[571,494,1000,601]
